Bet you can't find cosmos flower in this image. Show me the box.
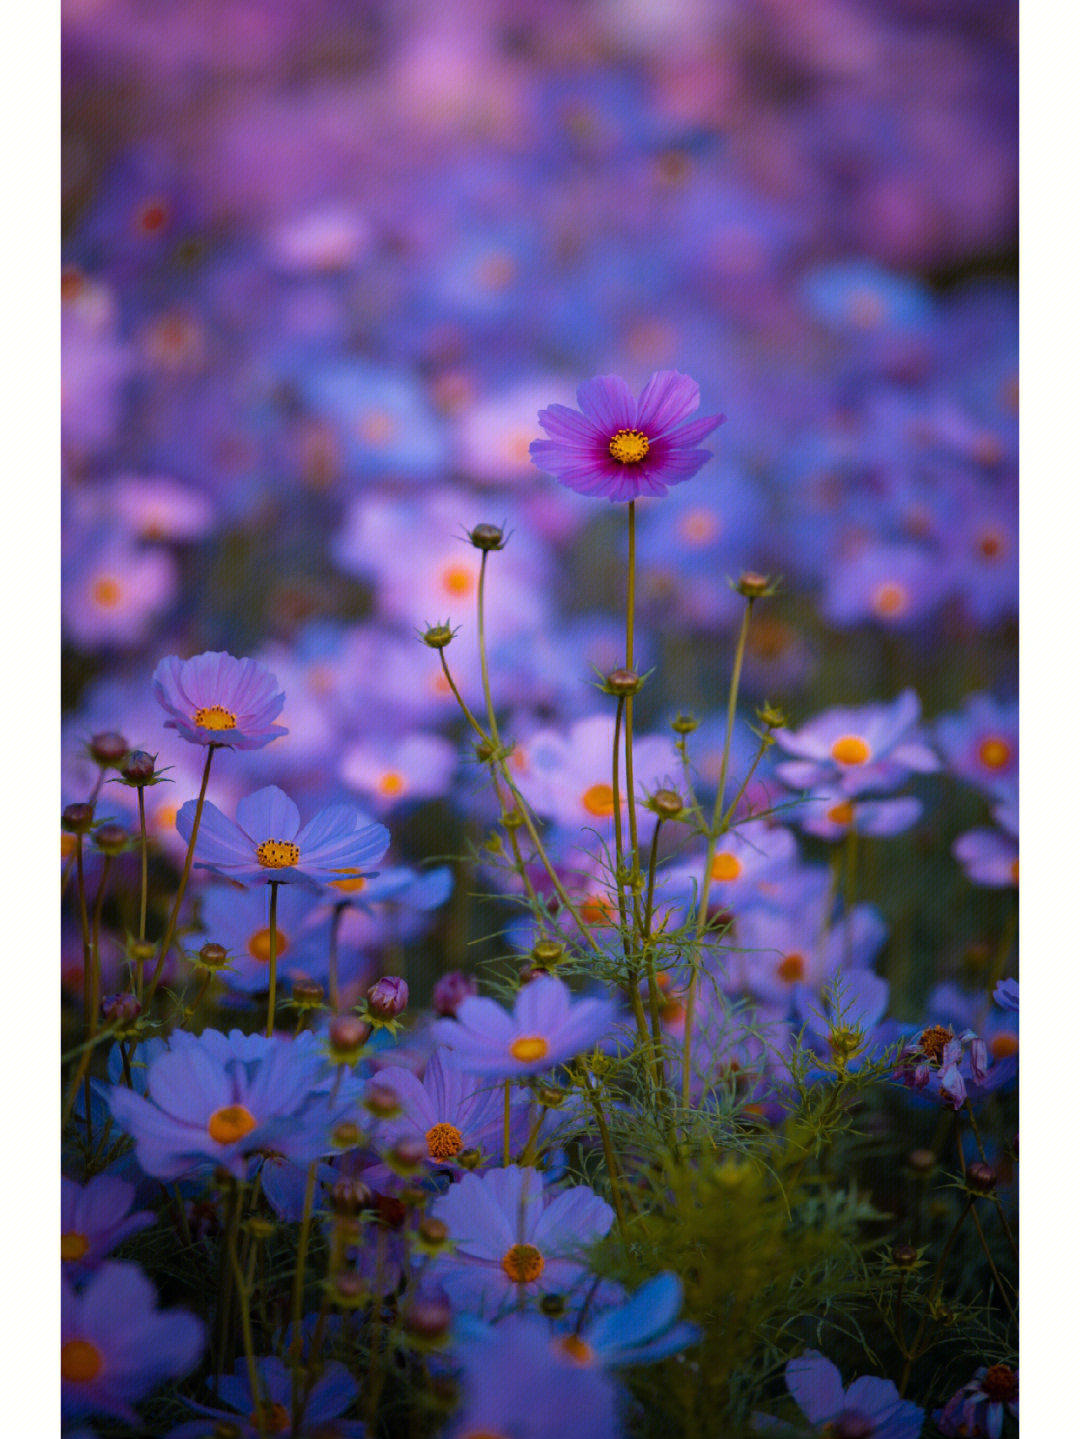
[62,1262,204,1424]
[165,1355,365,1438]
[754,1349,924,1439]
[433,974,618,1078]
[175,784,390,890]
[152,651,287,749]
[933,1364,1018,1439]
[61,1175,156,1279]
[774,690,938,797]
[428,1165,614,1314]
[530,370,723,501]
[934,693,1018,800]
[554,1271,701,1368]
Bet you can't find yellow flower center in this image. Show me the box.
[608,428,650,464]
[91,576,123,608]
[256,839,300,869]
[247,927,289,962]
[978,736,1012,770]
[425,1122,464,1160]
[581,782,616,817]
[61,1339,103,1383]
[826,800,856,826]
[990,1032,1019,1059]
[872,581,909,617]
[377,770,407,797]
[710,852,742,882]
[776,952,805,984]
[501,1242,544,1283]
[330,870,367,893]
[207,1104,258,1144]
[193,705,237,730]
[249,1402,291,1434]
[509,1035,549,1064]
[61,1232,89,1262]
[557,1334,597,1365]
[830,734,871,765]
[441,564,475,598]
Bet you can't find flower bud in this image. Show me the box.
[367,976,409,1019]
[328,1015,371,1063]
[198,942,229,972]
[432,971,477,1016]
[907,1148,936,1175]
[330,1121,364,1150]
[456,1147,482,1170]
[400,1183,428,1208]
[330,1272,367,1307]
[756,703,786,731]
[405,1293,453,1341]
[604,668,642,696]
[537,1086,565,1109]
[469,523,505,551]
[93,824,129,855]
[735,571,775,598]
[966,1161,997,1194]
[247,1216,275,1242]
[387,1136,427,1175]
[129,938,156,965]
[423,623,455,650]
[330,1178,372,1216]
[650,788,684,819]
[539,1293,566,1318]
[291,978,325,1009]
[100,993,141,1029]
[89,731,129,766]
[415,1217,450,1254]
[530,939,565,967]
[120,750,158,784]
[364,1083,402,1119]
[671,713,698,735]
[892,1245,918,1269]
[62,803,95,834]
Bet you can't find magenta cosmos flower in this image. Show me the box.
[175,785,390,890]
[152,651,287,748]
[530,370,724,501]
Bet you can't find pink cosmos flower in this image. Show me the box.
[530,370,723,501]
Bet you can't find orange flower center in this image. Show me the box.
[776,953,805,984]
[61,1232,89,1262]
[872,581,909,617]
[256,839,300,869]
[826,800,855,826]
[581,782,616,817]
[982,1364,1018,1403]
[425,1122,464,1160]
[557,1334,596,1365]
[919,1025,953,1065]
[710,852,742,882]
[247,927,289,962]
[330,871,367,893]
[509,1035,549,1064]
[61,1339,103,1383]
[377,770,407,797]
[91,576,123,608]
[501,1242,544,1283]
[989,1032,1019,1060]
[193,705,237,730]
[978,737,1012,770]
[830,734,871,765]
[207,1104,258,1144]
[608,428,650,464]
[441,564,475,598]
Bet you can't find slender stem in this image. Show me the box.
[226,1191,266,1437]
[265,881,280,1038]
[74,836,92,1139]
[289,1162,319,1424]
[437,649,487,740]
[61,770,104,898]
[137,786,149,946]
[967,1200,1018,1323]
[84,856,112,1139]
[898,1198,971,1396]
[582,1065,629,1241]
[623,501,642,935]
[477,551,501,746]
[681,598,755,1109]
[612,698,648,1051]
[146,744,217,1003]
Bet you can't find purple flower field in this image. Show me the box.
[60,4,1018,1436]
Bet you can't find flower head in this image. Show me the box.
[754,1349,924,1439]
[530,370,723,501]
[175,784,390,890]
[433,974,618,1077]
[152,651,287,749]
[61,1175,155,1278]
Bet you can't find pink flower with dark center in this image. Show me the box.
[530,370,723,501]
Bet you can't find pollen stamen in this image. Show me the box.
[193,705,238,730]
[425,1122,464,1160]
[501,1242,544,1283]
[608,428,650,464]
[256,838,300,869]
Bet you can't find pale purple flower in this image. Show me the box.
[774,690,938,797]
[530,370,723,501]
[61,1175,155,1278]
[152,651,287,749]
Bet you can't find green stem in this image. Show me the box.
[289,1163,319,1424]
[681,597,755,1110]
[623,500,642,938]
[265,882,280,1038]
[582,1065,629,1241]
[898,1198,971,1397]
[146,744,217,1003]
[226,1189,266,1437]
[137,785,149,948]
[84,855,112,1140]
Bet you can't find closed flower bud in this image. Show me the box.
[400,1183,428,1208]
[735,571,775,598]
[100,993,141,1029]
[672,713,699,735]
[539,1293,566,1317]
[650,788,684,819]
[93,824,129,855]
[330,1178,372,1216]
[531,939,565,966]
[416,1217,450,1253]
[456,1147,482,1170]
[469,522,506,551]
[291,978,325,1009]
[500,807,524,829]
[967,1161,997,1194]
[432,970,477,1016]
[89,731,129,766]
[120,750,158,784]
[129,938,156,965]
[330,1273,367,1307]
[62,803,95,833]
[405,1294,453,1341]
[198,942,229,971]
[364,1083,402,1119]
[908,1148,936,1174]
[387,1136,428,1175]
[604,668,642,696]
[537,1086,565,1109]
[367,976,409,1019]
[330,1121,364,1150]
[328,1015,371,1062]
[892,1245,918,1269]
[757,703,786,730]
[423,623,455,650]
